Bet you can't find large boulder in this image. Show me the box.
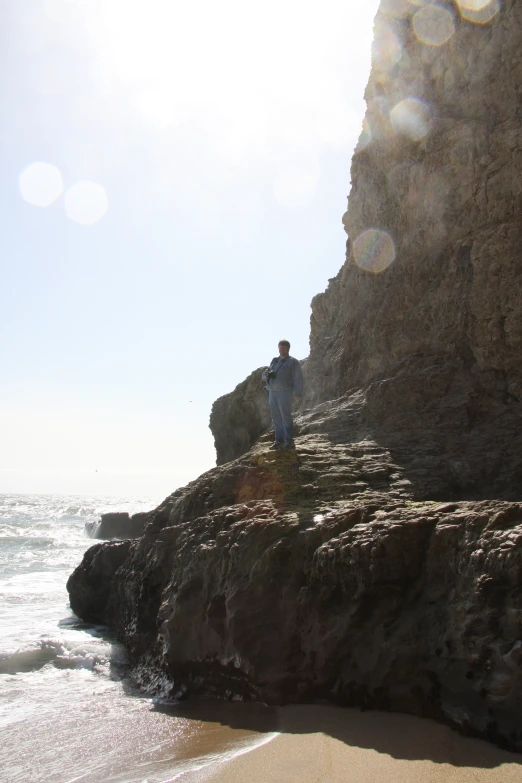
[66,540,133,623]
[85,511,150,540]
[209,367,271,465]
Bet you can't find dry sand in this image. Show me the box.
[175,704,522,783]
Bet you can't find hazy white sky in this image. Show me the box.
[0,0,380,502]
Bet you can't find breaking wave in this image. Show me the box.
[0,638,114,675]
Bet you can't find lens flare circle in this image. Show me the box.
[372,26,402,70]
[458,0,496,9]
[456,0,500,23]
[413,4,455,46]
[353,229,396,274]
[391,97,431,141]
[19,162,63,207]
[65,180,108,225]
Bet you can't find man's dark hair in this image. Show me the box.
[278,339,290,349]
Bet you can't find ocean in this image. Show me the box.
[0,494,277,783]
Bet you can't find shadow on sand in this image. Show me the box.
[149,698,522,770]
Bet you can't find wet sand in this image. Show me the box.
[174,704,522,783]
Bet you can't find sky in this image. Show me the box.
[0,0,380,502]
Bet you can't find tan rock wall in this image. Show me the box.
[308,0,522,401]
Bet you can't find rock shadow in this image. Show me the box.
[150,699,522,769]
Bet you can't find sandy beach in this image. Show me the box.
[175,704,522,783]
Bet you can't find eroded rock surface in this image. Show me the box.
[68,0,522,753]
[69,439,522,749]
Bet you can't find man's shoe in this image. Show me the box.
[268,441,283,450]
[282,440,295,450]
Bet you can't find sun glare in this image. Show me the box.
[87,0,375,147]
[14,0,378,223]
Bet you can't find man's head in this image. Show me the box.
[278,339,290,358]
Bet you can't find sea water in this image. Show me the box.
[0,494,277,783]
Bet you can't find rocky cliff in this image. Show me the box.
[311,0,522,402]
[67,0,522,752]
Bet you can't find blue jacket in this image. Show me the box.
[263,356,303,396]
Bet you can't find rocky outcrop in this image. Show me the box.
[68,437,522,749]
[66,540,132,623]
[85,511,150,539]
[210,368,271,465]
[68,0,522,753]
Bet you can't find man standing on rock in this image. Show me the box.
[262,340,303,450]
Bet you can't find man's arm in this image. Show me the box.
[292,359,303,398]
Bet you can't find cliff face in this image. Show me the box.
[68,0,522,752]
[212,0,522,498]
[309,0,522,402]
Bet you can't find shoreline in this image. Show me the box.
[172,704,522,783]
[169,730,280,782]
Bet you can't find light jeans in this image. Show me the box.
[268,390,294,443]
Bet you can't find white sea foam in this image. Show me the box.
[0,493,278,783]
[168,733,281,782]
[0,637,113,674]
